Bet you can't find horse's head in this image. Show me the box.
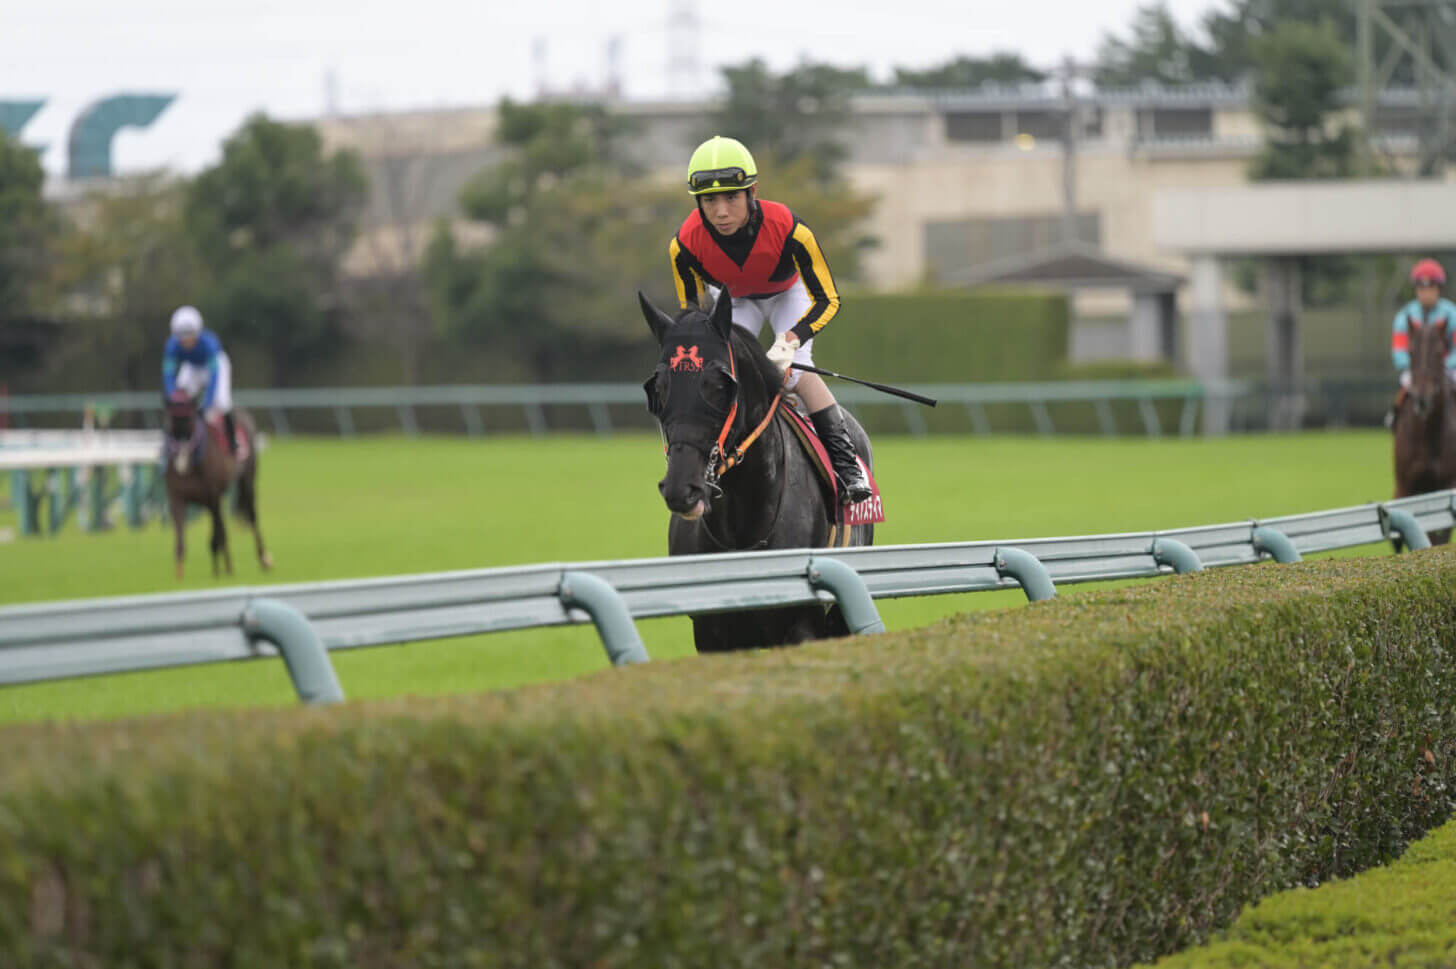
[639,291,749,520]
[1409,316,1451,419]
[164,389,199,441]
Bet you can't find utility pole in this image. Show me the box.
[1060,55,1080,247]
[1357,0,1375,176]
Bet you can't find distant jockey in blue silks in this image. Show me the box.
[162,305,236,454]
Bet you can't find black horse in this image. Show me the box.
[640,291,875,651]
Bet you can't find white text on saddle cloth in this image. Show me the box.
[842,457,886,526]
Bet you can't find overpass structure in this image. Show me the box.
[1154,178,1456,431]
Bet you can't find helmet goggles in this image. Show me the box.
[689,166,753,194]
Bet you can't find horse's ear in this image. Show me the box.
[638,291,674,345]
[708,291,733,343]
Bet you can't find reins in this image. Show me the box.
[705,341,786,490]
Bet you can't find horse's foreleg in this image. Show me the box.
[254,526,272,570]
[169,493,188,580]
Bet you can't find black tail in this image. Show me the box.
[234,466,258,525]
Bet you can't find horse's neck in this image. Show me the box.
[1437,378,1456,440]
[1413,371,1456,447]
[703,415,786,548]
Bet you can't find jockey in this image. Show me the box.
[1393,258,1456,388]
[668,135,871,504]
[162,305,237,454]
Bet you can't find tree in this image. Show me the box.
[457,97,636,225]
[51,174,200,390]
[711,59,871,180]
[1092,2,1221,87]
[186,114,367,384]
[891,54,1046,89]
[1247,21,1357,306]
[0,130,57,323]
[429,93,879,381]
[1090,0,1380,87]
[1250,21,1355,180]
[426,98,677,379]
[1200,0,1368,84]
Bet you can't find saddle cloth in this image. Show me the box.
[205,413,251,463]
[776,401,886,528]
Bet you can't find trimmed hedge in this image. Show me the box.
[829,287,1070,383]
[3,550,1456,967]
[1146,818,1456,967]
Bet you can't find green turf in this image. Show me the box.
[0,431,1400,723]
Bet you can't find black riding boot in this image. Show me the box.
[811,404,872,504]
[223,412,238,455]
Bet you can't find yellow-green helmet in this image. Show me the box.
[686,136,757,195]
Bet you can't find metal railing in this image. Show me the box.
[2,431,172,536]
[1,490,1447,707]
[0,379,1256,438]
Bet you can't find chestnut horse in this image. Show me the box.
[162,390,272,578]
[1393,316,1456,546]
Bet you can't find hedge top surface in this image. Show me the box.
[2,550,1446,787]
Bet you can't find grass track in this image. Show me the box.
[0,431,1399,724]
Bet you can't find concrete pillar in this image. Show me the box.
[1158,291,1178,362]
[1128,290,1162,361]
[1188,254,1230,435]
[1263,257,1304,431]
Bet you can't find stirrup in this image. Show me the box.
[838,469,872,504]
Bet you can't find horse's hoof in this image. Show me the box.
[260,553,274,570]
[174,564,184,581]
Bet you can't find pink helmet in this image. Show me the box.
[1410,258,1447,287]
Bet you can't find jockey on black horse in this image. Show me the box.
[668,135,872,505]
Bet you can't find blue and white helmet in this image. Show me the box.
[169,305,203,338]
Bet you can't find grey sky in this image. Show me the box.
[6,0,1224,176]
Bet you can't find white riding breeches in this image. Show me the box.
[175,352,233,416]
[710,280,817,390]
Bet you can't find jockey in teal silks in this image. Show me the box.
[162,305,237,454]
[1393,259,1456,381]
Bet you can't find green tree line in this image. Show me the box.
[0,12,1398,392]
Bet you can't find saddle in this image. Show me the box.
[205,413,251,463]
[776,400,885,530]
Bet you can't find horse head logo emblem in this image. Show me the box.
[669,345,704,372]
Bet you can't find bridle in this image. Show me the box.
[702,338,787,491]
[653,334,790,549]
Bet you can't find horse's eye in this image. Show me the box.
[700,365,737,411]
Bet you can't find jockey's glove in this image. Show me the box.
[767,333,800,375]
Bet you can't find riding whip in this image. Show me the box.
[789,364,938,407]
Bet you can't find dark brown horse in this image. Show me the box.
[1393,316,1456,546]
[640,291,875,652]
[163,390,272,579]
